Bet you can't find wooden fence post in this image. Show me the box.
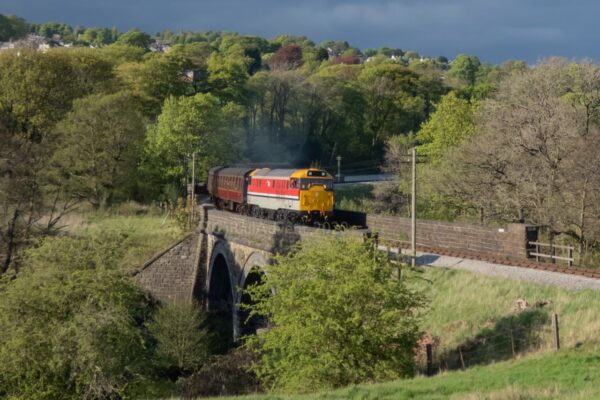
[510,328,516,357]
[426,343,433,376]
[568,247,573,267]
[552,313,560,350]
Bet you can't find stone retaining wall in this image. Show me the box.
[367,215,533,260]
[134,234,200,302]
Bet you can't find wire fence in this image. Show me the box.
[417,312,561,376]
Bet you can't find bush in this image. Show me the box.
[245,234,426,393]
[178,349,262,398]
[147,301,211,373]
[0,234,155,399]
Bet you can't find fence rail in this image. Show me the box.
[422,313,560,377]
[528,241,574,267]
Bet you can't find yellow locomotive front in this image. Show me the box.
[291,169,334,216]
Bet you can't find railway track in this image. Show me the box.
[380,242,600,280]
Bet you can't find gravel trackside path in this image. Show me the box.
[381,246,600,290]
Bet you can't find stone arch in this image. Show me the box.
[238,252,269,337]
[206,241,236,346]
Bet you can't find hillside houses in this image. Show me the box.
[0,33,73,52]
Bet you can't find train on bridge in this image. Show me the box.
[208,166,335,223]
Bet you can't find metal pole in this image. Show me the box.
[411,147,417,268]
[191,151,196,224]
[336,155,342,183]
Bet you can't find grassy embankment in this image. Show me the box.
[63,203,600,399]
[203,348,600,400]
[60,202,183,270]
[196,267,600,400]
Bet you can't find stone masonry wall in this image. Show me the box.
[204,207,364,254]
[134,234,200,302]
[367,215,531,260]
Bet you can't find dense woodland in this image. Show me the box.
[2,12,600,399]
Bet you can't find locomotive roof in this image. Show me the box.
[251,168,333,179]
[251,168,297,178]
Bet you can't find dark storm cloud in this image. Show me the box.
[2,0,597,62]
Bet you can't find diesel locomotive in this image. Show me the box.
[207,166,334,222]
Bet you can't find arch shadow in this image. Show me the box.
[206,242,236,352]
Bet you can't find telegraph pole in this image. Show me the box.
[191,151,196,223]
[411,147,417,268]
[336,155,342,183]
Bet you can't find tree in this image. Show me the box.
[358,63,435,152]
[147,302,211,372]
[142,93,235,198]
[0,14,29,41]
[432,59,600,260]
[245,234,425,393]
[417,91,479,162]
[53,91,146,208]
[115,28,152,50]
[117,53,193,116]
[331,53,361,65]
[449,54,481,86]
[0,234,154,399]
[0,50,80,274]
[206,50,250,103]
[268,44,303,71]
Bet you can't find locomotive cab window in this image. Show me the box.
[299,178,333,190]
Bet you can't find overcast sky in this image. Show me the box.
[3,0,597,63]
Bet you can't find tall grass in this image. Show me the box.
[410,267,600,353]
[66,202,183,271]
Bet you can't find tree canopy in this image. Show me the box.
[245,234,425,393]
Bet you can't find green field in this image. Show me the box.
[202,349,599,400]
[193,267,600,400]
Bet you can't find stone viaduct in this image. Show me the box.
[135,205,535,340]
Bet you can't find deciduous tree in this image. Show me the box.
[53,91,146,208]
[246,234,424,393]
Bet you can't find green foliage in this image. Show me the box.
[142,93,236,198]
[246,234,425,393]
[147,302,211,371]
[449,53,482,86]
[53,91,146,208]
[80,27,116,46]
[117,53,193,116]
[207,51,250,103]
[0,234,155,399]
[98,44,146,64]
[0,14,29,41]
[116,28,152,50]
[358,63,444,152]
[416,91,479,162]
[35,21,74,41]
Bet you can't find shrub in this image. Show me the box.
[245,234,426,393]
[0,234,155,399]
[147,301,211,373]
